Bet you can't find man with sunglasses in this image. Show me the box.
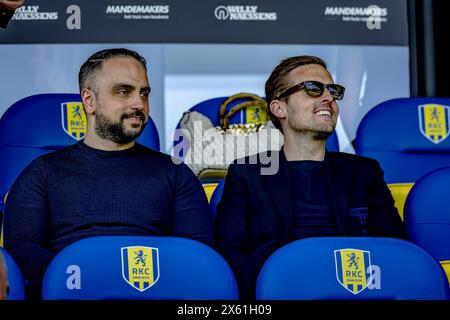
[215,55,405,300]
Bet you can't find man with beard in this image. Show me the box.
[3,48,213,299]
[215,55,405,300]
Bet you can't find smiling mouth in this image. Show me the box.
[122,111,145,123]
[314,110,332,118]
[125,116,142,122]
[124,117,144,129]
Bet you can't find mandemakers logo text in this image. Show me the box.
[106,5,169,20]
[214,5,277,21]
[324,6,387,16]
[324,5,387,26]
[12,6,58,21]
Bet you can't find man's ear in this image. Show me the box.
[269,99,287,120]
[81,88,96,115]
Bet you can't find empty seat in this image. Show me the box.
[42,236,238,300]
[256,237,449,300]
[355,98,450,218]
[404,166,450,284]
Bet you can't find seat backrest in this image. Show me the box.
[404,166,450,262]
[354,98,450,184]
[42,236,238,300]
[256,237,449,300]
[0,248,25,300]
[0,94,160,211]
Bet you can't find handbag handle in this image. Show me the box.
[219,93,268,130]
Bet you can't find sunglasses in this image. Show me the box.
[277,81,345,101]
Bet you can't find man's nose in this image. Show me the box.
[321,88,334,103]
[130,93,147,111]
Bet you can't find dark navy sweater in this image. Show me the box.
[287,160,338,240]
[3,141,213,298]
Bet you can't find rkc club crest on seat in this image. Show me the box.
[246,105,267,125]
[334,248,372,294]
[121,246,160,292]
[418,104,450,144]
[61,102,87,141]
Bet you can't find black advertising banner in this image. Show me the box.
[0,0,408,45]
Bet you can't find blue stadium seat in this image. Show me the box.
[354,97,450,183]
[256,237,449,300]
[0,247,25,300]
[354,98,450,219]
[0,93,160,213]
[404,166,450,284]
[42,236,238,300]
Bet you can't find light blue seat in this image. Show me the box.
[0,93,160,213]
[256,237,449,300]
[404,166,450,284]
[354,98,450,219]
[354,97,450,184]
[0,247,25,300]
[42,236,238,300]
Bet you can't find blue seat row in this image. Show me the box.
[3,95,450,211]
[2,235,448,300]
[2,95,450,299]
[0,93,336,213]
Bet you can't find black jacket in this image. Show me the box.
[215,149,406,300]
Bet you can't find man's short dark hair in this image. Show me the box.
[265,55,328,133]
[78,48,147,93]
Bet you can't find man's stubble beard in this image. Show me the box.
[94,110,147,144]
[287,113,335,141]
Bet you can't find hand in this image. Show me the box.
[0,0,25,11]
